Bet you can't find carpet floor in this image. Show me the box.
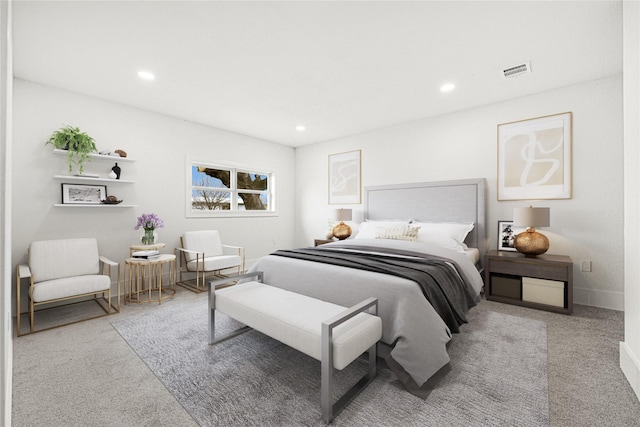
[112,298,549,426]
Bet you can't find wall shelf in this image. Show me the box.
[53,204,136,208]
[53,149,136,163]
[53,174,136,184]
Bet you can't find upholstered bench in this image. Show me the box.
[208,272,382,423]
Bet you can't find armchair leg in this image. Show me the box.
[16,266,21,337]
[29,299,35,333]
[117,265,121,312]
[109,263,121,313]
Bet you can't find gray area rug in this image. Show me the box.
[111,298,549,426]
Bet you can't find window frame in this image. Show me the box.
[186,158,277,218]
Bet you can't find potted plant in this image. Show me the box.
[46,125,98,174]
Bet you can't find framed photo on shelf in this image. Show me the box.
[61,183,107,204]
[328,149,361,204]
[497,220,526,252]
[497,112,572,201]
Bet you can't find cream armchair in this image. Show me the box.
[16,238,120,336]
[175,230,245,293]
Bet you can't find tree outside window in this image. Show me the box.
[190,162,273,215]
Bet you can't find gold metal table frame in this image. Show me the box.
[124,254,176,304]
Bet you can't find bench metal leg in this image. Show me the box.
[321,298,379,424]
[208,272,264,344]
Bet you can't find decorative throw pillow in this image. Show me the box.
[375,225,421,241]
[354,220,409,239]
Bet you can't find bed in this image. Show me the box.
[248,178,487,395]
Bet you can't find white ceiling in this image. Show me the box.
[12,1,622,147]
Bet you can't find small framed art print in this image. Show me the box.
[61,183,107,204]
[497,220,526,252]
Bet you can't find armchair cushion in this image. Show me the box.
[186,255,243,273]
[30,274,110,302]
[29,238,101,282]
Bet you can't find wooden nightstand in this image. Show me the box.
[314,239,335,246]
[484,250,573,314]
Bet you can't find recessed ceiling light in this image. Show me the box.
[137,70,155,81]
[440,83,455,92]
[295,125,306,132]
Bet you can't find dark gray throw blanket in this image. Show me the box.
[271,245,478,333]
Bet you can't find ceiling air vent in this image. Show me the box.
[502,62,531,79]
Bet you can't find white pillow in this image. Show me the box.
[375,225,421,241]
[417,233,467,252]
[411,222,474,244]
[354,220,409,239]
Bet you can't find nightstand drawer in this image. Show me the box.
[489,259,569,282]
[491,274,522,300]
[523,277,564,307]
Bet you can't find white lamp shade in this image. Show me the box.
[513,207,550,228]
[333,208,352,222]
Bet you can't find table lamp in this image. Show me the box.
[332,208,352,240]
[513,206,550,257]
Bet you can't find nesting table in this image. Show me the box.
[124,253,176,304]
[128,242,166,257]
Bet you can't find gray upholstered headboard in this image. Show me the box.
[364,178,487,267]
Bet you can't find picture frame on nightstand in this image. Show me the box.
[497,220,525,252]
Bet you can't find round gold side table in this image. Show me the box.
[124,254,176,304]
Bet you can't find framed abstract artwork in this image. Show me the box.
[328,150,361,204]
[498,112,572,200]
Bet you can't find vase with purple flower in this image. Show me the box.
[135,213,164,245]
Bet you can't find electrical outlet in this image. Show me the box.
[581,260,592,272]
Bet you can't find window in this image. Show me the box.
[188,160,275,216]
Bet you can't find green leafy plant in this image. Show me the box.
[46,125,98,174]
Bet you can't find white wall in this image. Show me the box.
[295,75,624,311]
[11,79,296,312]
[1,1,12,424]
[621,0,640,402]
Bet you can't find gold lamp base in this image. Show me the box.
[514,228,549,257]
[332,221,352,240]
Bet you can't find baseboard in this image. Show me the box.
[620,342,640,402]
[573,287,624,311]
